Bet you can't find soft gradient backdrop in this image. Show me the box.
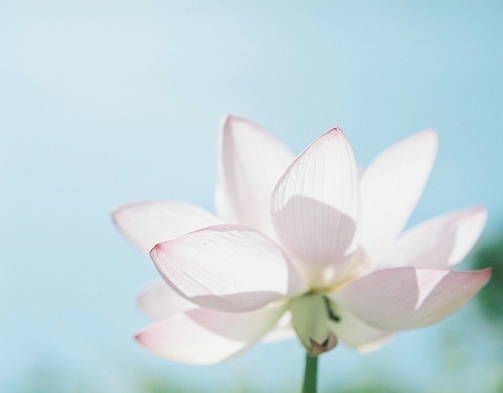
[1,1,502,392]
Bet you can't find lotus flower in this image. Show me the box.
[113,116,491,364]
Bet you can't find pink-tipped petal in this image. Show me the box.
[271,129,359,284]
[334,267,492,330]
[137,281,197,320]
[112,201,220,255]
[360,130,438,259]
[136,304,285,365]
[380,207,487,269]
[215,115,295,237]
[150,225,302,312]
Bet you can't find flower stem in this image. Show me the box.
[302,353,318,393]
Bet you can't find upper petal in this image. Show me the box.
[379,207,487,269]
[136,304,285,365]
[271,129,359,285]
[215,115,295,237]
[334,267,491,330]
[112,201,220,255]
[150,225,303,312]
[360,130,438,260]
[137,280,197,320]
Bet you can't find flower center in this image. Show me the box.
[289,292,340,356]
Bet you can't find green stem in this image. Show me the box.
[302,354,318,393]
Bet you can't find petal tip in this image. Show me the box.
[219,114,247,134]
[109,200,158,226]
[149,242,166,259]
[110,204,127,224]
[421,128,439,144]
[481,267,493,280]
[220,113,234,125]
[219,114,234,134]
[135,325,156,347]
[326,127,344,136]
[403,128,439,151]
[474,267,493,290]
[134,330,146,344]
[472,205,488,216]
[314,127,349,145]
[469,205,488,227]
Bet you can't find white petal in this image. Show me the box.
[215,115,295,237]
[150,225,303,312]
[360,130,438,259]
[271,129,359,285]
[380,207,487,269]
[334,267,491,330]
[112,201,220,255]
[328,306,392,352]
[137,281,196,320]
[262,327,296,343]
[261,311,296,343]
[136,304,285,365]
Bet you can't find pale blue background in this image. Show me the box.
[1,1,502,392]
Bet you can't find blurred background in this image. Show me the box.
[1,1,502,392]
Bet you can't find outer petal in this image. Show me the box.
[150,225,303,312]
[271,129,359,285]
[215,115,295,237]
[137,281,196,320]
[334,267,491,330]
[112,201,220,255]
[328,306,392,353]
[379,207,487,269]
[360,130,438,259]
[261,311,296,342]
[136,304,286,365]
